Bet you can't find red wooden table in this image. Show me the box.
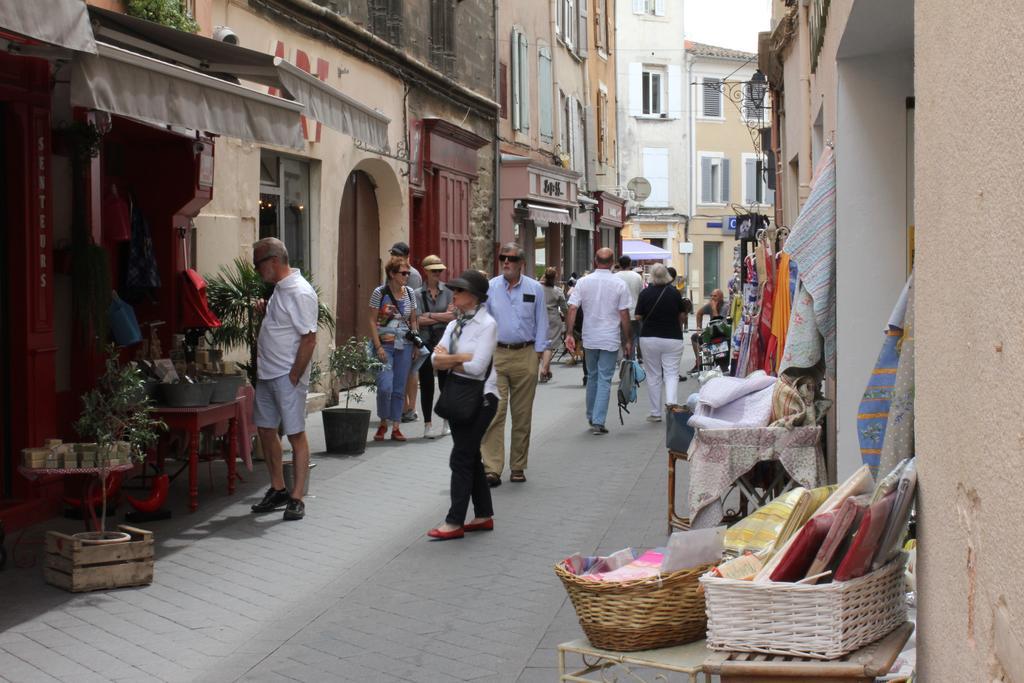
[151,400,238,512]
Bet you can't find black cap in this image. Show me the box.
[389,241,410,256]
[446,270,489,302]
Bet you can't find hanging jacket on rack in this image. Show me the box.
[125,202,161,290]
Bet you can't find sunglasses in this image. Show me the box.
[498,254,521,263]
[397,271,411,276]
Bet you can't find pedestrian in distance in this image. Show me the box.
[249,238,318,521]
[539,267,567,384]
[368,255,421,442]
[634,263,688,423]
[565,248,633,434]
[416,255,457,439]
[689,288,728,373]
[615,255,644,356]
[427,270,499,540]
[389,241,424,424]
[481,242,548,486]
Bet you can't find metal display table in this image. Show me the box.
[558,638,726,683]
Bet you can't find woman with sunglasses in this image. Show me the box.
[368,256,420,442]
[427,270,498,540]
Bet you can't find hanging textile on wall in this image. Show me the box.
[766,251,792,374]
[856,274,913,477]
[783,149,837,377]
[878,280,915,476]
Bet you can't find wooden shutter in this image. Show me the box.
[585,102,597,188]
[539,47,553,142]
[577,0,588,58]
[567,96,576,170]
[700,157,712,204]
[702,77,721,117]
[499,63,508,119]
[628,62,642,116]
[510,30,520,130]
[667,64,682,118]
[721,158,731,202]
[594,0,604,50]
[519,33,530,131]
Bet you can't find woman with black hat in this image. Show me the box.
[427,270,499,540]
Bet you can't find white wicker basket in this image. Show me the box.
[700,554,907,660]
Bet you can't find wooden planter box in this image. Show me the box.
[45,525,154,592]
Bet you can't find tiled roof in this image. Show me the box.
[685,41,756,62]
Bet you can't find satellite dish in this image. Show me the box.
[627,177,652,202]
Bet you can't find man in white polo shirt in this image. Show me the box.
[250,238,318,521]
[565,248,633,434]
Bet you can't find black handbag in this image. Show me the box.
[434,360,493,425]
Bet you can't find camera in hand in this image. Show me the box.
[405,330,426,349]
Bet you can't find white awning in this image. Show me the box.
[521,203,571,227]
[87,6,390,149]
[71,43,305,149]
[0,0,96,53]
[622,239,672,262]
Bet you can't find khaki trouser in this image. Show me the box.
[482,346,539,475]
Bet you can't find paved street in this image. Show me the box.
[0,356,698,682]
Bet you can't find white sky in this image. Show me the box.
[684,0,772,53]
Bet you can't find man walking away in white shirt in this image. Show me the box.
[615,255,644,359]
[565,248,633,434]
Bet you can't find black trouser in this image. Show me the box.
[418,355,448,424]
[446,392,498,526]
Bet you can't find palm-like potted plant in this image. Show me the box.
[73,347,166,542]
[205,258,335,386]
[322,337,384,454]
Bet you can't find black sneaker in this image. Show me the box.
[283,498,305,521]
[251,487,290,513]
[401,410,418,423]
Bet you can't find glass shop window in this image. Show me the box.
[259,152,313,275]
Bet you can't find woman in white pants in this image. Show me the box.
[634,263,688,422]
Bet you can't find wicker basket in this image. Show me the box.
[700,554,907,660]
[554,561,713,652]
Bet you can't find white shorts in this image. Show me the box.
[254,375,308,436]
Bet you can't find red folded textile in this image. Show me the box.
[834,491,897,582]
[803,494,866,582]
[770,511,835,582]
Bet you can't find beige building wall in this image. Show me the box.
[916,2,1024,680]
[688,48,767,306]
[587,0,618,192]
[197,0,407,372]
[498,0,555,161]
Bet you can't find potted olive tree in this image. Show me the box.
[73,347,166,542]
[322,337,384,455]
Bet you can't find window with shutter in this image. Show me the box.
[575,98,587,180]
[628,62,642,116]
[597,90,608,163]
[510,29,521,130]
[642,67,663,115]
[744,156,757,204]
[632,0,645,15]
[538,47,553,142]
[577,0,588,58]
[499,63,508,119]
[699,154,726,204]
[702,77,722,117]
[700,157,713,204]
[594,0,604,51]
[429,0,455,74]
[667,64,681,118]
[654,0,665,16]
[518,33,530,130]
[564,0,575,49]
[721,158,730,202]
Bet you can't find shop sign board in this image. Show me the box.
[528,168,576,208]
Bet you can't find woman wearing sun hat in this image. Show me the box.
[427,270,499,540]
[416,255,456,439]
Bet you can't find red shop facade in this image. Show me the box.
[408,118,488,277]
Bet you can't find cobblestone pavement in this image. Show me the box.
[0,358,698,682]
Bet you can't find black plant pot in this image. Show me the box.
[322,407,371,455]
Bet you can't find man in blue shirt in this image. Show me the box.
[481,242,548,486]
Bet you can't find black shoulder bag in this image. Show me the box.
[434,359,493,425]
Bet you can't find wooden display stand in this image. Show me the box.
[44,525,154,592]
[668,449,691,532]
[558,638,726,683]
[702,622,913,682]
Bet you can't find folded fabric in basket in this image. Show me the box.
[695,370,776,409]
[582,550,665,582]
[834,491,897,582]
[688,384,776,430]
[769,511,836,582]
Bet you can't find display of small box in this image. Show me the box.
[44,526,154,592]
[22,448,52,468]
[58,444,78,468]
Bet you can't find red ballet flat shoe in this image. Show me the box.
[427,526,464,540]
[373,424,387,441]
[464,519,494,532]
[391,427,407,442]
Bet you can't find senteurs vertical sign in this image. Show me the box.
[32,110,52,331]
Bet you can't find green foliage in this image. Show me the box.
[205,258,335,386]
[74,347,167,464]
[126,0,200,33]
[328,337,384,409]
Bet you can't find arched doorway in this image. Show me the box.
[336,170,380,343]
